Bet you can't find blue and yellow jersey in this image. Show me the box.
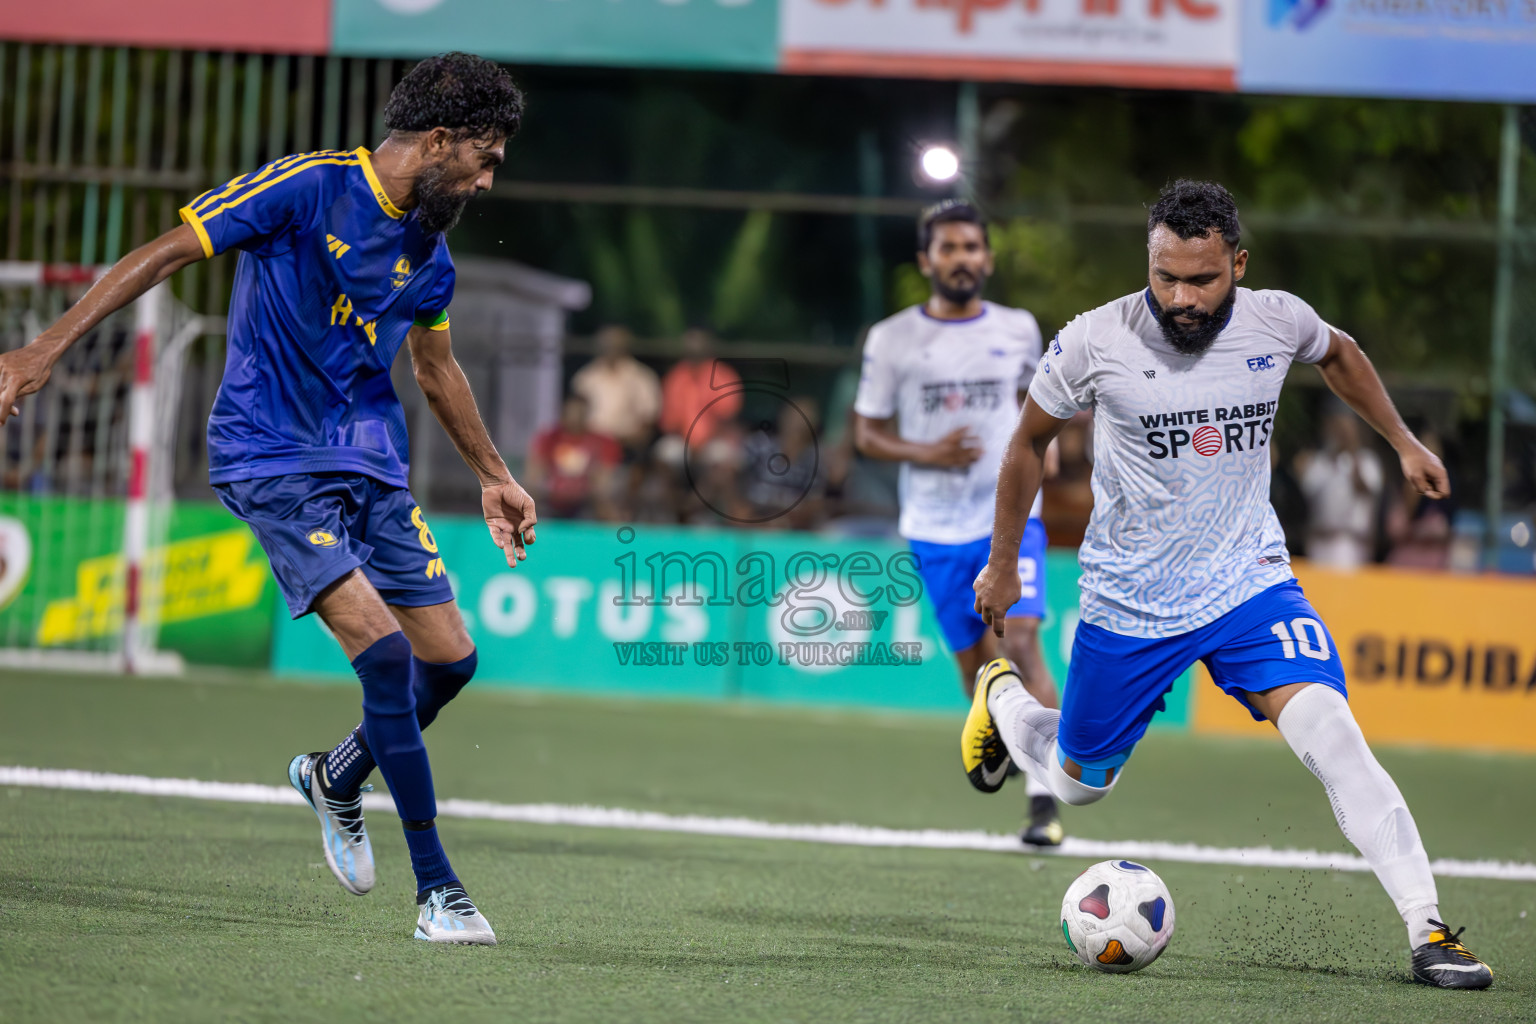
[180,147,454,488]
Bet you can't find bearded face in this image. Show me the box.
[413,160,474,236]
[1147,283,1237,355]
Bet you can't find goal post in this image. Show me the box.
[0,261,205,675]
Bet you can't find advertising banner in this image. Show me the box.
[779,0,1239,90]
[272,517,1194,722]
[1192,561,1536,753]
[1239,0,1536,102]
[0,496,276,667]
[0,1,330,54]
[333,0,779,71]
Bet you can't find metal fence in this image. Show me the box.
[0,43,403,497]
[0,41,1533,564]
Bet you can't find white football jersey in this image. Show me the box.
[1028,287,1334,638]
[854,302,1044,544]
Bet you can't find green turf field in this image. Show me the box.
[2,669,1533,1022]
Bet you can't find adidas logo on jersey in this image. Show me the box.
[325,234,351,259]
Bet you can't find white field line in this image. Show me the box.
[4,765,1534,883]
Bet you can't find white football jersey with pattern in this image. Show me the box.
[1028,287,1334,638]
[854,302,1044,544]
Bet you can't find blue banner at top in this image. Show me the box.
[1239,0,1536,102]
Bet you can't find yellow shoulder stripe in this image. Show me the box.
[188,172,250,218]
[194,155,360,227]
[188,150,329,217]
[179,205,214,259]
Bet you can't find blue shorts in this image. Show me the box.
[1058,579,1347,771]
[910,519,1048,653]
[215,472,454,618]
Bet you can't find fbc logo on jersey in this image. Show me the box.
[1141,401,1279,459]
[1247,355,1277,372]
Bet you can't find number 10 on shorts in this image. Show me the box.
[1270,617,1330,660]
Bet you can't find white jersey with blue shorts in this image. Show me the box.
[854,301,1047,654]
[1026,287,1350,777]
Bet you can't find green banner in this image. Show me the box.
[333,0,779,71]
[0,495,276,667]
[272,518,1191,722]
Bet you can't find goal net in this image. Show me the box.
[0,263,205,674]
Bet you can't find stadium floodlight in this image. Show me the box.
[919,145,960,184]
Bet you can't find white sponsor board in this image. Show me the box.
[780,0,1238,89]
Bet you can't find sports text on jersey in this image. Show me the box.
[920,378,1007,413]
[1139,401,1279,459]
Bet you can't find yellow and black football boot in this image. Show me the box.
[1410,920,1493,989]
[961,658,1017,793]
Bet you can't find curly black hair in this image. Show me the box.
[1147,180,1242,247]
[384,52,523,142]
[917,199,990,253]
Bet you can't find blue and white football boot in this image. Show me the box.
[415,884,497,945]
[287,752,375,896]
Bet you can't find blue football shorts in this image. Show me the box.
[1057,579,1348,772]
[909,518,1049,654]
[215,472,454,618]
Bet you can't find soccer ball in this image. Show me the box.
[1060,860,1176,973]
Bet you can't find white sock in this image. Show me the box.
[1023,772,1052,799]
[988,681,1115,807]
[987,679,1057,781]
[1275,684,1441,948]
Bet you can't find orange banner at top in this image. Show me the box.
[1194,562,1536,754]
[0,0,329,55]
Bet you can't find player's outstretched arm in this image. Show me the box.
[0,223,206,425]
[974,395,1069,637]
[407,323,537,567]
[1313,327,1449,499]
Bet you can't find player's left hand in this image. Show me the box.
[1399,442,1449,500]
[973,559,1022,639]
[482,478,537,567]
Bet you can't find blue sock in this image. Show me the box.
[403,822,458,898]
[413,650,477,730]
[323,727,373,795]
[324,650,477,797]
[355,632,435,821]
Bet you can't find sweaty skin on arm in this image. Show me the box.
[1312,327,1448,500]
[406,323,538,567]
[0,223,207,424]
[973,395,1070,636]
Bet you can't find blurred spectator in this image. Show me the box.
[1296,408,1382,570]
[654,328,742,469]
[524,394,621,521]
[817,364,859,513]
[740,397,826,530]
[1384,428,1454,569]
[680,420,748,526]
[1041,411,1094,547]
[571,325,662,457]
[1269,441,1309,556]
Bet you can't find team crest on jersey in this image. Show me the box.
[391,256,411,289]
[307,530,338,547]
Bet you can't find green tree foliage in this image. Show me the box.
[960,93,1520,389]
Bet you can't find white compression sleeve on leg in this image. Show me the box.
[989,681,1115,807]
[1275,684,1440,946]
